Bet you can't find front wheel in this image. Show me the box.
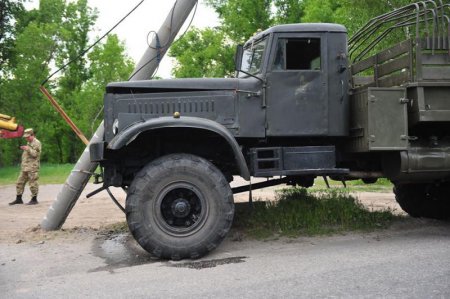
[393,182,450,219]
[126,154,234,260]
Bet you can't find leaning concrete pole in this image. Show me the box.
[130,0,198,80]
[41,0,199,230]
[41,124,104,230]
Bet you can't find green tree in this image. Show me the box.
[206,0,273,43]
[0,0,25,71]
[170,28,235,78]
[5,0,98,164]
[273,0,304,24]
[334,0,413,36]
[302,0,340,23]
[0,0,133,166]
[0,0,25,166]
[71,34,134,140]
[56,0,96,92]
[170,0,274,78]
[51,0,98,162]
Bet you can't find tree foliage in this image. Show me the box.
[0,0,25,71]
[0,1,133,166]
[170,27,235,78]
[272,0,304,24]
[170,0,415,78]
[206,0,273,43]
[301,0,340,24]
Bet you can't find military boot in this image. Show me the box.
[9,195,23,205]
[26,196,38,205]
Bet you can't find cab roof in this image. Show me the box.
[245,23,347,46]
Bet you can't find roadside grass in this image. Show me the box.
[0,163,75,185]
[312,177,393,192]
[233,187,398,239]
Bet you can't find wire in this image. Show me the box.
[130,89,145,122]
[172,1,198,45]
[146,0,177,50]
[91,105,104,135]
[128,56,159,81]
[41,0,145,86]
[128,0,178,80]
[128,0,198,80]
[106,187,125,213]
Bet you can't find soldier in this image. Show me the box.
[9,128,42,205]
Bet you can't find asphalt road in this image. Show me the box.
[1,217,450,298]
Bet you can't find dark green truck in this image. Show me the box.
[90,2,450,259]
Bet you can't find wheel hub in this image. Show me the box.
[157,184,205,233]
[172,198,191,218]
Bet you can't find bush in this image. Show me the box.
[233,188,396,238]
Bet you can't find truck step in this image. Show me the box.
[249,146,349,177]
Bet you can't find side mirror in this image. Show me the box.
[234,45,243,71]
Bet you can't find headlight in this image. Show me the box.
[112,119,119,135]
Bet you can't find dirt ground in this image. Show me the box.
[0,178,403,243]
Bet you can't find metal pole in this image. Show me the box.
[39,86,89,145]
[41,0,198,230]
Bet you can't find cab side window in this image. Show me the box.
[272,38,321,71]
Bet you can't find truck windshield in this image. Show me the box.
[239,38,267,77]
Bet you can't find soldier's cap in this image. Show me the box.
[23,128,34,137]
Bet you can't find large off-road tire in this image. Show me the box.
[126,154,234,260]
[393,183,450,219]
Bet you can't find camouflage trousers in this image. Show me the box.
[16,170,39,197]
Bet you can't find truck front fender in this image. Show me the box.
[107,116,250,180]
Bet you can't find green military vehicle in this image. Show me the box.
[90,2,450,259]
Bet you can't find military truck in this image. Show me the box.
[90,2,450,259]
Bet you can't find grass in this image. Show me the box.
[312,177,393,192]
[233,187,398,239]
[0,163,75,185]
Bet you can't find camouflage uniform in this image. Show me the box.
[16,137,41,197]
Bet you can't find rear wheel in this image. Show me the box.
[393,182,450,219]
[126,153,234,260]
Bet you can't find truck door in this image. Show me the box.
[265,34,328,136]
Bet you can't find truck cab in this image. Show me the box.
[236,23,348,137]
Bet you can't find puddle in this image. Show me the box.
[90,233,159,272]
[169,256,247,270]
[90,232,248,272]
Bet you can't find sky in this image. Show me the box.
[25,0,220,78]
